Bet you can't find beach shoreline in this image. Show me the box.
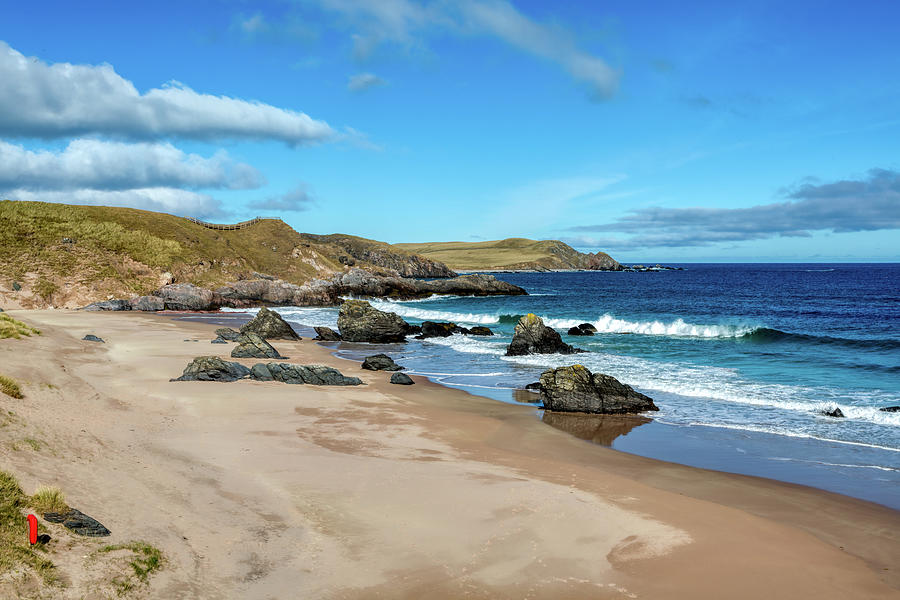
[1,309,898,598]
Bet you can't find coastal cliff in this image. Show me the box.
[393,238,622,272]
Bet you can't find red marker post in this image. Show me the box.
[27,514,38,545]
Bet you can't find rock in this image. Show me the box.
[419,321,459,338]
[525,382,542,392]
[172,356,251,382]
[231,332,284,359]
[299,234,457,278]
[880,406,900,413]
[153,283,220,311]
[12,281,21,291]
[43,508,110,537]
[468,326,493,336]
[337,299,410,343]
[822,407,845,418]
[539,365,658,414]
[215,328,242,341]
[129,295,165,311]
[390,372,414,385]
[81,299,131,311]
[578,323,598,333]
[568,326,588,336]
[405,324,422,335]
[211,338,228,344]
[82,334,104,343]
[506,314,582,356]
[249,363,362,385]
[240,307,300,340]
[61,237,75,244]
[361,354,404,371]
[425,273,527,297]
[568,323,596,336]
[313,326,342,341]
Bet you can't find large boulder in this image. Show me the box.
[337,299,410,343]
[129,295,165,311]
[172,356,251,382]
[231,332,284,359]
[419,321,461,338]
[153,283,219,311]
[506,314,582,356]
[215,327,242,341]
[468,326,493,336]
[390,372,414,385]
[240,307,300,340]
[249,363,362,385]
[539,365,658,414]
[361,354,404,371]
[81,299,131,311]
[313,326,342,341]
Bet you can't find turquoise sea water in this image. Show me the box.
[221,264,900,508]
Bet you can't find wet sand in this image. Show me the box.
[1,309,898,599]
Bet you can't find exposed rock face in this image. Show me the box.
[468,326,493,336]
[240,307,300,340]
[153,283,220,311]
[172,356,251,382]
[337,299,410,343]
[82,299,131,311]
[215,328,242,341]
[539,365,658,414]
[299,234,458,278]
[419,321,460,338]
[129,295,164,311]
[361,354,404,371]
[313,326,342,341]
[822,407,845,418]
[579,323,598,333]
[426,273,526,297]
[390,372,414,385]
[506,314,582,356]
[82,334,104,343]
[568,323,596,336]
[249,363,362,385]
[582,251,622,271]
[231,332,284,359]
[44,508,110,537]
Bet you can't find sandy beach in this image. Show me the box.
[1,309,898,599]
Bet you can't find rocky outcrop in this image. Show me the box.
[249,363,362,386]
[506,314,582,356]
[240,307,300,340]
[426,273,526,297]
[44,508,110,537]
[211,338,228,344]
[82,334,104,343]
[153,283,220,311]
[299,233,457,278]
[129,295,164,311]
[567,323,596,336]
[582,251,622,271]
[390,372,414,385]
[82,299,131,311]
[361,354,404,371]
[880,406,900,413]
[419,321,461,338]
[215,328,242,341]
[539,365,658,414]
[822,407,845,418]
[313,326,342,341]
[468,326,493,336]
[337,299,410,343]
[172,356,251,382]
[231,332,284,359]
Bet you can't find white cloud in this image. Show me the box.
[0,41,334,144]
[250,184,315,212]
[3,188,226,219]
[347,72,387,92]
[0,139,263,191]
[312,0,618,98]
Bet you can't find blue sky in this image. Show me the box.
[1,0,898,262]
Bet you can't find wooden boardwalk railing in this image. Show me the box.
[184,216,278,230]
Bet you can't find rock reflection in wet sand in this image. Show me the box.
[541,411,651,446]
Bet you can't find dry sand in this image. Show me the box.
[1,309,898,599]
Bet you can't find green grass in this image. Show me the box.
[0,314,41,339]
[29,486,67,513]
[99,542,164,595]
[0,374,23,398]
[0,471,57,584]
[394,238,604,270]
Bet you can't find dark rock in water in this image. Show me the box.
[468,326,493,336]
[314,326,342,341]
[231,332,284,359]
[153,283,220,311]
[822,407,845,418]
[215,328,242,341]
[567,323,596,336]
[362,354,404,371]
[240,306,300,340]
[578,323,598,333]
[506,314,582,356]
[129,295,164,311]
[419,321,459,338]
[525,382,542,392]
[405,324,422,335]
[82,299,131,311]
[390,372,414,385]
[539,365,658,414]
[43,509,110,537]
[337,299,410,343]
[172,356,251,382]
[250,363,362,385]
[880,406,900,413]
[211,338,228,344]
[567,326,588,336]
[82,334,104,343]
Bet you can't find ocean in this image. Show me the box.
[221,263,900,509]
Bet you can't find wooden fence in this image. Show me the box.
[184,216,278,230]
